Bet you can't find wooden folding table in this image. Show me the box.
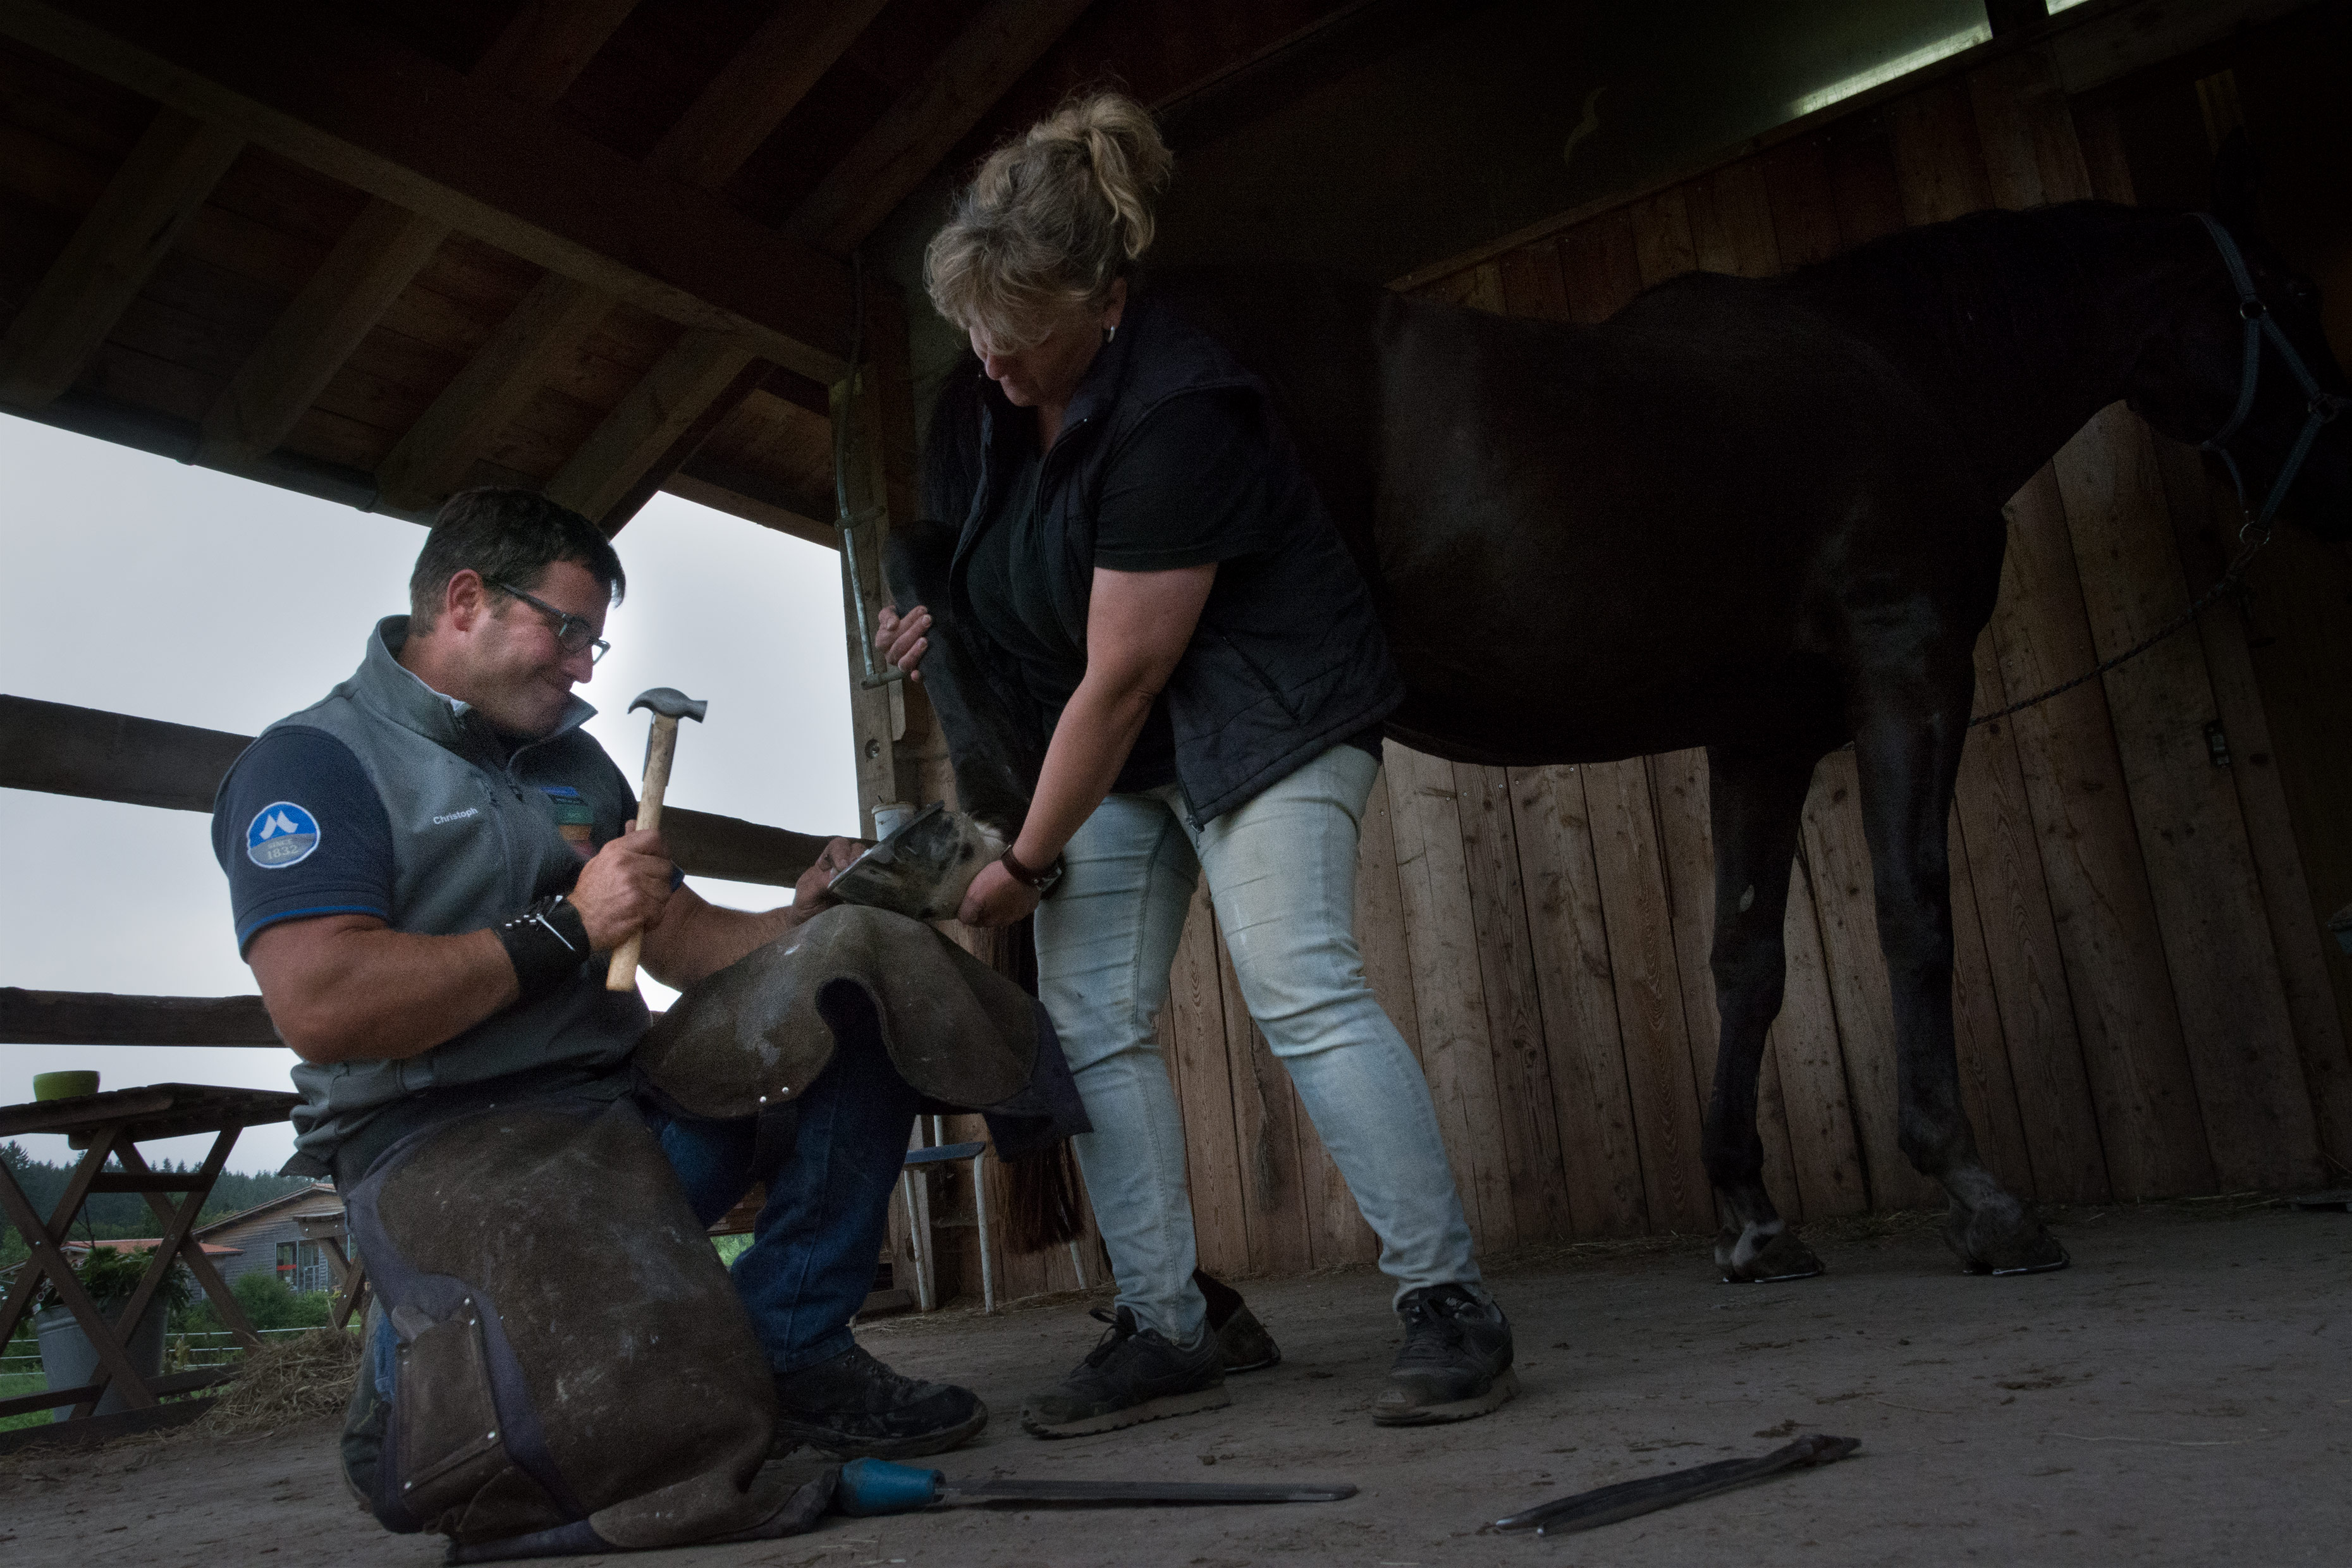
[0,1082,300,1437]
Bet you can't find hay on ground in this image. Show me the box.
[199,1327,362,1435]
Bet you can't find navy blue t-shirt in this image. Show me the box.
[212,726,397,954]
[211,726,673,955]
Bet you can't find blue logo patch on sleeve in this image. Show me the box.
[247,801,322,869]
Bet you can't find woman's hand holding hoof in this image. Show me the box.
[874,604,930,682]
[958,858,1041,927]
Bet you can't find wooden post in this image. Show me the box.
[829,283,936,838]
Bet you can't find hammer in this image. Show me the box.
[606,687,707,993]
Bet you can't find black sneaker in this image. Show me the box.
[1020,1306,1230,1438]
[1194,1269,1281,1373]
[1372,1283,1517,1426]
[773,1343,988,1459]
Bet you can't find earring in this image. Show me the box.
[1105,323,1117,343]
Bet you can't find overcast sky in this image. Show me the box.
[1,414,857,1176]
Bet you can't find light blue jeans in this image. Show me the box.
[1037,743,1479,1342]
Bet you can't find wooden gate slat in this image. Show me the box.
[1953,642,2114,1204]
[1992,469,2214,1197]
[1581,757,1716,1232]
[2049,406,2322,1186]
[1381,744,1518,1249]
[1455,761,1577,1243]
[1162,879,1252,1280]
[2152,442,2352,1167]
[1510,764,1649,1235]
[1495,236,1571,322]
[1628,187,1696,284]
[1823,113,1907,247]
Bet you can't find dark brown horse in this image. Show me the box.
[892,195,2350,1281]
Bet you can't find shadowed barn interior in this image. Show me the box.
[0,0,2345,1320]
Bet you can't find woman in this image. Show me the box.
[878,92,1514,1439]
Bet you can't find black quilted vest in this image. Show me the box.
[948,288,1402,824]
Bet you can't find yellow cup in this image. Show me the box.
[32,1070,100,1101]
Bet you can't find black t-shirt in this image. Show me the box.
[964,391,1284,793]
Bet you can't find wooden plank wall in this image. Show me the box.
[949,36,2352,1297]
[1376,41,2351,1244]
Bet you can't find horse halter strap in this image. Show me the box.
[2191,212,2347,531]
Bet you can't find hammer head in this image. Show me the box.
[628,687,707,723]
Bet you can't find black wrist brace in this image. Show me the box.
[494,895,592,1001]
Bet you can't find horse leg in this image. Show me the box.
[1849,677,2068,1275]
[1704,740,1827,1283]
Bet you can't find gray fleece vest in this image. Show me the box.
[234,618,648,1167]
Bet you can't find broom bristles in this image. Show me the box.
[1000,1137,1084,1253]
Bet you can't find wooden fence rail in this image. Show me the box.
[0,693,829,886]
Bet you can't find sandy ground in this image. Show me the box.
[2,1201,2344,1567]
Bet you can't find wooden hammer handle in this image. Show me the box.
[606,714,680,992]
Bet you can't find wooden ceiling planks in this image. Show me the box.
[187,1,637,474]
[648,0,890,190]
[785,0,1096,256]
[0,0,859,374]
[0,105,240,403]
[0,0,1419,541]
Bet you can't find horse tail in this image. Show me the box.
[921,357,987,525]
[893,362,1043,835]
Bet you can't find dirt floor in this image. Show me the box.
[1,1201,2344,1567]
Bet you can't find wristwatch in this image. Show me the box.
[999,844,1063,896]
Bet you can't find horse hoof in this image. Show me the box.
[1945,1208,2069,1276]
[1715,1225,1825,1283]
[825,802,1007,921]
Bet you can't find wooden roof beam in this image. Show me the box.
[375,273,616,512]
[0,104,242,406]
[193,200,449,470]
[469,0,643,107]
[651,0,890,189]
[1,0,855,379]
[787,0,1096,256]
[546,329,758,527]
[192,0,641,472]
[481,1,896,531]
[587,355,772,537]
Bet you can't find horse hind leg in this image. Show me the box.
[1849,671,2067,1276]
[1703,741,1827,1284]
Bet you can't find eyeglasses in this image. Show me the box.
[486,579,611,665]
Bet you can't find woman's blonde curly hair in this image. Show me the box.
[926,91,1173,353]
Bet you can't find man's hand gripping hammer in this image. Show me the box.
[605,687,707,992]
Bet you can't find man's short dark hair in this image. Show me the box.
[408,489,626,630]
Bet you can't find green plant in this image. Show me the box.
[34,1244,195,1315]
[178,1270,334,1335]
